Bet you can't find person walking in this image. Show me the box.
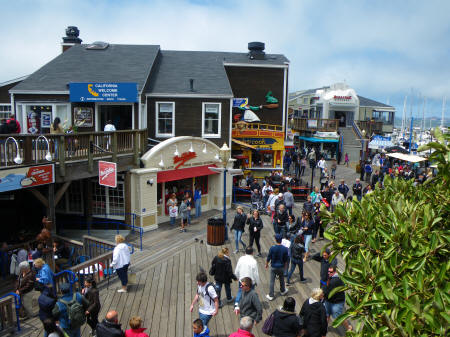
[52,283,89,337]
[82,277,100,336]
[299,288,328,337]
[194,185,202,218]
[319,168,329,190]
[330,158,337,179]
[301,212,314,262]
[112,235,131,293]
[311,249,337,289]
[190,271,219,328]
[266,234,289,301]
[43,319,66,337]
[273,204,289,237]
[231,206,247,253]
[209,247,237,307]
[344,153,349,167]
[286,236,307,285]
[166,193,178,226]
[364,162,372,183]
[96,310,125,337]
[271,297,303,337]
[192,318,210,337]
[234,247,260,312]
[36,283,56,326]
[34,258,55,291]
[247,210,263,257]
[234,277,262,324]
[228,316,255,337]
[299,157,307,177]
[283,188,294,216]
[324,266,352,331]
[179,197,190,232]
[310,187,322,204]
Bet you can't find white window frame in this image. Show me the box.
[202,102,221,138]
[0,104,12,120]
[155,101,175,137]
[16,102,71,134]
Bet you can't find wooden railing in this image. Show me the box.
[232,122,283,132]
[0,295,17,334]
[82,235,116,259]
[358,120,384,135]
[290,118,339,132]
[54,235,84,264]
[0,129,147,173]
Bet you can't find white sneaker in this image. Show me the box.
[281,289,288,296]
[266,294,274,301]
[117,288,127,293]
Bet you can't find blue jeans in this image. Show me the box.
[116,264,129,286]
[199,312,213,328]
[234,230,246,251]
[215,282,232,302]
[170,216,176,225]
[195,198,201,217]
[188,212,191,225]
[325,301,345,318]
[304,234,312,252]
[235,282,256,306]
[286,206,293,216]
[269,267,286,297]
[287,258,304,282]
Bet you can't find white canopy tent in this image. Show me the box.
[386,152,427,163]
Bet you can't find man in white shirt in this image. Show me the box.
[190,271,218,328]
[317,158,327,172]
[331,190,345,212]
[103,120,116,132]
[234,247,260,311]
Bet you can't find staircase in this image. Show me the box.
[339,126,362,163]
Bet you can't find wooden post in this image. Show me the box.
[59,136,66,177]
[48,184,56,234]
[84,179,93,236]
[112,132,117,163]
[133,130,139,166]
[88,134,94,173]
[24,136,32,164]
[124,172,132,228]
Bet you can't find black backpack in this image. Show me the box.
[292,243,305,260]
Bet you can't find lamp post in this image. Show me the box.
[4,137,22,166]
[219,143,231,226]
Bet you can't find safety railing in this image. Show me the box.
[290,118,339,132]
[352,120,363,139]
[54,270,78,295]
[70,251,115,290]
[358,120,384,135]
[0,293,21,333]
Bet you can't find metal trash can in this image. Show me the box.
[207,217,225,246]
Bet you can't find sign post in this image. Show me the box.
[98,161,117,188]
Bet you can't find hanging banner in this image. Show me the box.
[0,164,54,193]
[98,161,117,188]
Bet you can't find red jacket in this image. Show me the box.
[229,329,255,337]
[125,328,149,337]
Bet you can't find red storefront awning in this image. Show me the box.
[157,164,218,183]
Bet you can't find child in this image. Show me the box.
[179,198,190,232]
[193,318,210,337]
[82,277,100,336]
[125,316,149,337]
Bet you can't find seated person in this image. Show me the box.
[53,239,69,271]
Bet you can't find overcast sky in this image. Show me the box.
[1,0,449,119]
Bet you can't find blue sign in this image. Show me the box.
[70,83,138,102]
[233,98,248,108]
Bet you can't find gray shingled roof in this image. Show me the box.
[358,95,394,108]
[146,50,288,96]
[11,44,160,92]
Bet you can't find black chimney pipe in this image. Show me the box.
[190,79,194,92]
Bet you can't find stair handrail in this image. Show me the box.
[0,292,21,332]
[352,120,363,139]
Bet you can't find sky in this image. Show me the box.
[0,0,449,120]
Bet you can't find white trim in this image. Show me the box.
[201,102,221,138]
[223,62,289,69]
[95,104,99,131]
[10,94,14,115]
[16,103,71,134]
[132,103,135,129]
[282,67,287,139]
[146,93,233,98]
[229,98,232,148]
[0,75,28,87]
[155,101,175,138]
[9,90,69,94]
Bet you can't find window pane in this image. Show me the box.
[205,119,218,134]
[158,103,173,135]
[56,105,70,126]
[204,103,220,135]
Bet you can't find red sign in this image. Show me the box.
[0,164,54,193]
[26,165,54,186]
[333,95,352,100]
[98,161,117,188]
[173,151,197,169]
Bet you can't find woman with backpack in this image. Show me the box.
[82,277,100,336]
[286,236,307,285]
[209,247,237,307]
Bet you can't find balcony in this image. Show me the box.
[290,118,339,132]
[358,120,384,135]
[232,122,284,138]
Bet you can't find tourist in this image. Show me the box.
[352,178,363,201]
[331,190,345,212]
[344,153,349,167]
[125,316,149,337]
[82,277,100,336]
[250,189,262,211]
[228,316,255,337]
[273,204,288,237]
[36,283,56,324]
[364,162,372,183]
[301,212,314,262]
[286,236,307,285]
[166,193,178,226]
[330,158,337,179]
[302,195,314,214]
[272,297,302,337]
[299,288,328,337]
[371,169,380,189]
[267,190,277,221]
[311,249,337,289]
[234,277,262,324]
[261,182,273,207]
[317,157,326,173]
[234,247,260,311]
[324,266,352,331]
[6,113,21,133]
[179,197,190,232]
[193,318,210,337]
[310,186,322,204]
[34,258,55,290]
[209,247,237,307]
[53,239,70,272]
[319,168,329,190]
[313,202,324,241]
[287,214,300,239]
[247,210,263,257]
[194,185,202,218]
[43,318,66,337]
[15,261,35,318]
[184,192,193,225]
[266,234,289,301]
[299,157,307,176]
[52,283,89,337]
[96,310,125,337]
[338,179,349,199]
[274,192,286,213]
[112,234,131,293]
[283,188,294,216]
[231,206,247,253]
[190,271,219,328]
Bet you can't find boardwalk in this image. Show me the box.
[16,164,358,337]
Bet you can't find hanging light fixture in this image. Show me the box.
[202,143,207,154]
[4,137,23,166]
[158,154,165,167]
[188,142,194,153]
[215,152,220,161]
[174,145,180,157]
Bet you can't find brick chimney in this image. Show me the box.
[61,26,82,53]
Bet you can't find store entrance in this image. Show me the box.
[335,111,347,127]
[99,105,132,130]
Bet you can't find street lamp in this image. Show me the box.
[35,135,53,162]
[4,137,22,166]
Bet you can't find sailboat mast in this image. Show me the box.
[401,96,407,137]
[441,97,446,128]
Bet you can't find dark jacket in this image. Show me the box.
[272,309,302,337]
[239,289,262,323]
[312,253,337,285]
[84,287,101,316]
[274,210,288,227]
[352,183,362,196]
[300,299,327,337]
[302,201,314,213]
[38,286,56,322]
[302,219,314,235]
[325,275,345,303]
[267,245,288,269]
[246,217,263,233]
[231,213,247,232]
[210,256,237,284]
[16,269,36,295]
[290,242,305,261]
[96,319,125,337]
[338,183,349,197]
[274,199,286,212]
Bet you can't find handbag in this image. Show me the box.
[262,311,275,335]
[128,267,137,285]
